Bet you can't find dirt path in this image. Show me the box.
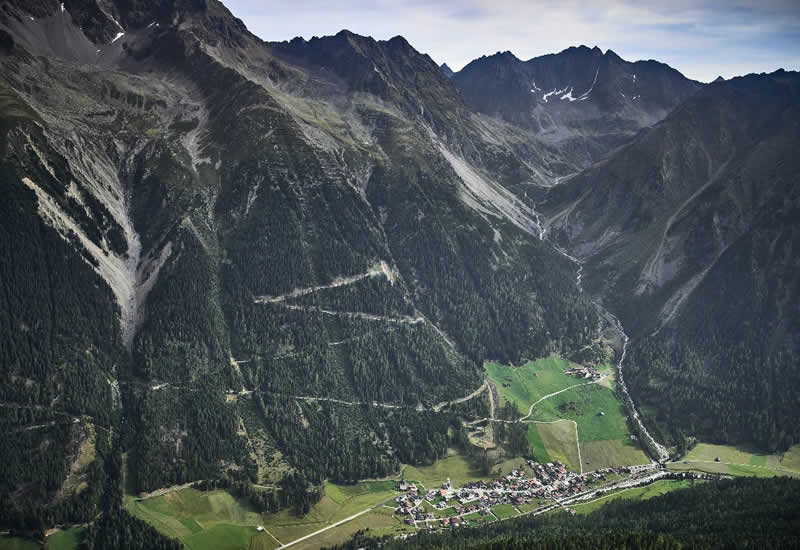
[134,480,202,501]
[518,375,608,421]
[263,527,283,546]
[423,317,459,351]
[487,379,498,419]
[273,304,426,325]
[254,261,393,304]
[574,421,583,474]
[432,380,488,412]
[293,379,490,414]
[294,396,402,409]
[278,495,396,549]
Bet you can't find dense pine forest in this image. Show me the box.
[2,1,800,548]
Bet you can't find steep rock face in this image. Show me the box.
[452,46,701,175]
[543,71,800,450]
[0,0,602,528]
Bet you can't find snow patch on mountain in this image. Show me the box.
[561,87,577,101]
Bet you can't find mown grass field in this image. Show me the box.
[517,499,550,513]
[124,480,400,550]
[249,480,399,544]
[486,358,648,471]
[570,479,698,515]
[667,460,800,478]
[681,443,800,473]
[581,439,649,471]
[485,357,583,412]
[0,527,86,550]
[529,421,580,470]
[0,536,40,550]
[526,423,552,463]
[47,527,84,550]
[125,488,263,550]
[490,504,519,520]
[286,511,401,550]
[780,445,800,472]
[402,452,523,488]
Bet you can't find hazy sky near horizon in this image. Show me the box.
[222,0,800,82]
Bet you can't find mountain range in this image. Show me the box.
[0,0,798,547]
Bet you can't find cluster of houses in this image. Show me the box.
[394,460,600,526]
[565,365,602,379]
[392,460,676,531]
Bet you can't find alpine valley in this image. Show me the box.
[0,1,798,549]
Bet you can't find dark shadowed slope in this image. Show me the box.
[542,70,800,451]
[451,46,701,175]
[0,0,603,538]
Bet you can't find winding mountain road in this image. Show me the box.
[432,380,488,412]
[254,262,394,304]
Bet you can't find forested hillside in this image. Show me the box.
[0,0,603,542]
[544,71,800,451]
[3,0,799,547]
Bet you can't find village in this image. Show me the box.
[393,460,659,528]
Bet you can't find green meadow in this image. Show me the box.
[486,358,648,471]
[681,442,800,474]
[0,536,40,550]
[485,357,582,412]
[570,479,699,515]
[124,480,400,550]
[47,527,84,550]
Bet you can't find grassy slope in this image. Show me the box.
[286,511,400,550]
[125,489,263,550]
[487,359,648,470]
[402,453,524,488]
[124,481,401,550]
[780,445,800,472]
[46,528,84,550]
[486,357,579,411]
[667,461,800,479]
[570,479,699,515]
[0,537,40,550]
[259,481,402,547]
[526,424,552,463]
[682,443,800,473]
[534,421,580,470]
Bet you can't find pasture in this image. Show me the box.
[487,358,648,471]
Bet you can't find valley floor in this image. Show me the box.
[7,358,800,550]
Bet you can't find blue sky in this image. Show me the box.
[222,0,800,82]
